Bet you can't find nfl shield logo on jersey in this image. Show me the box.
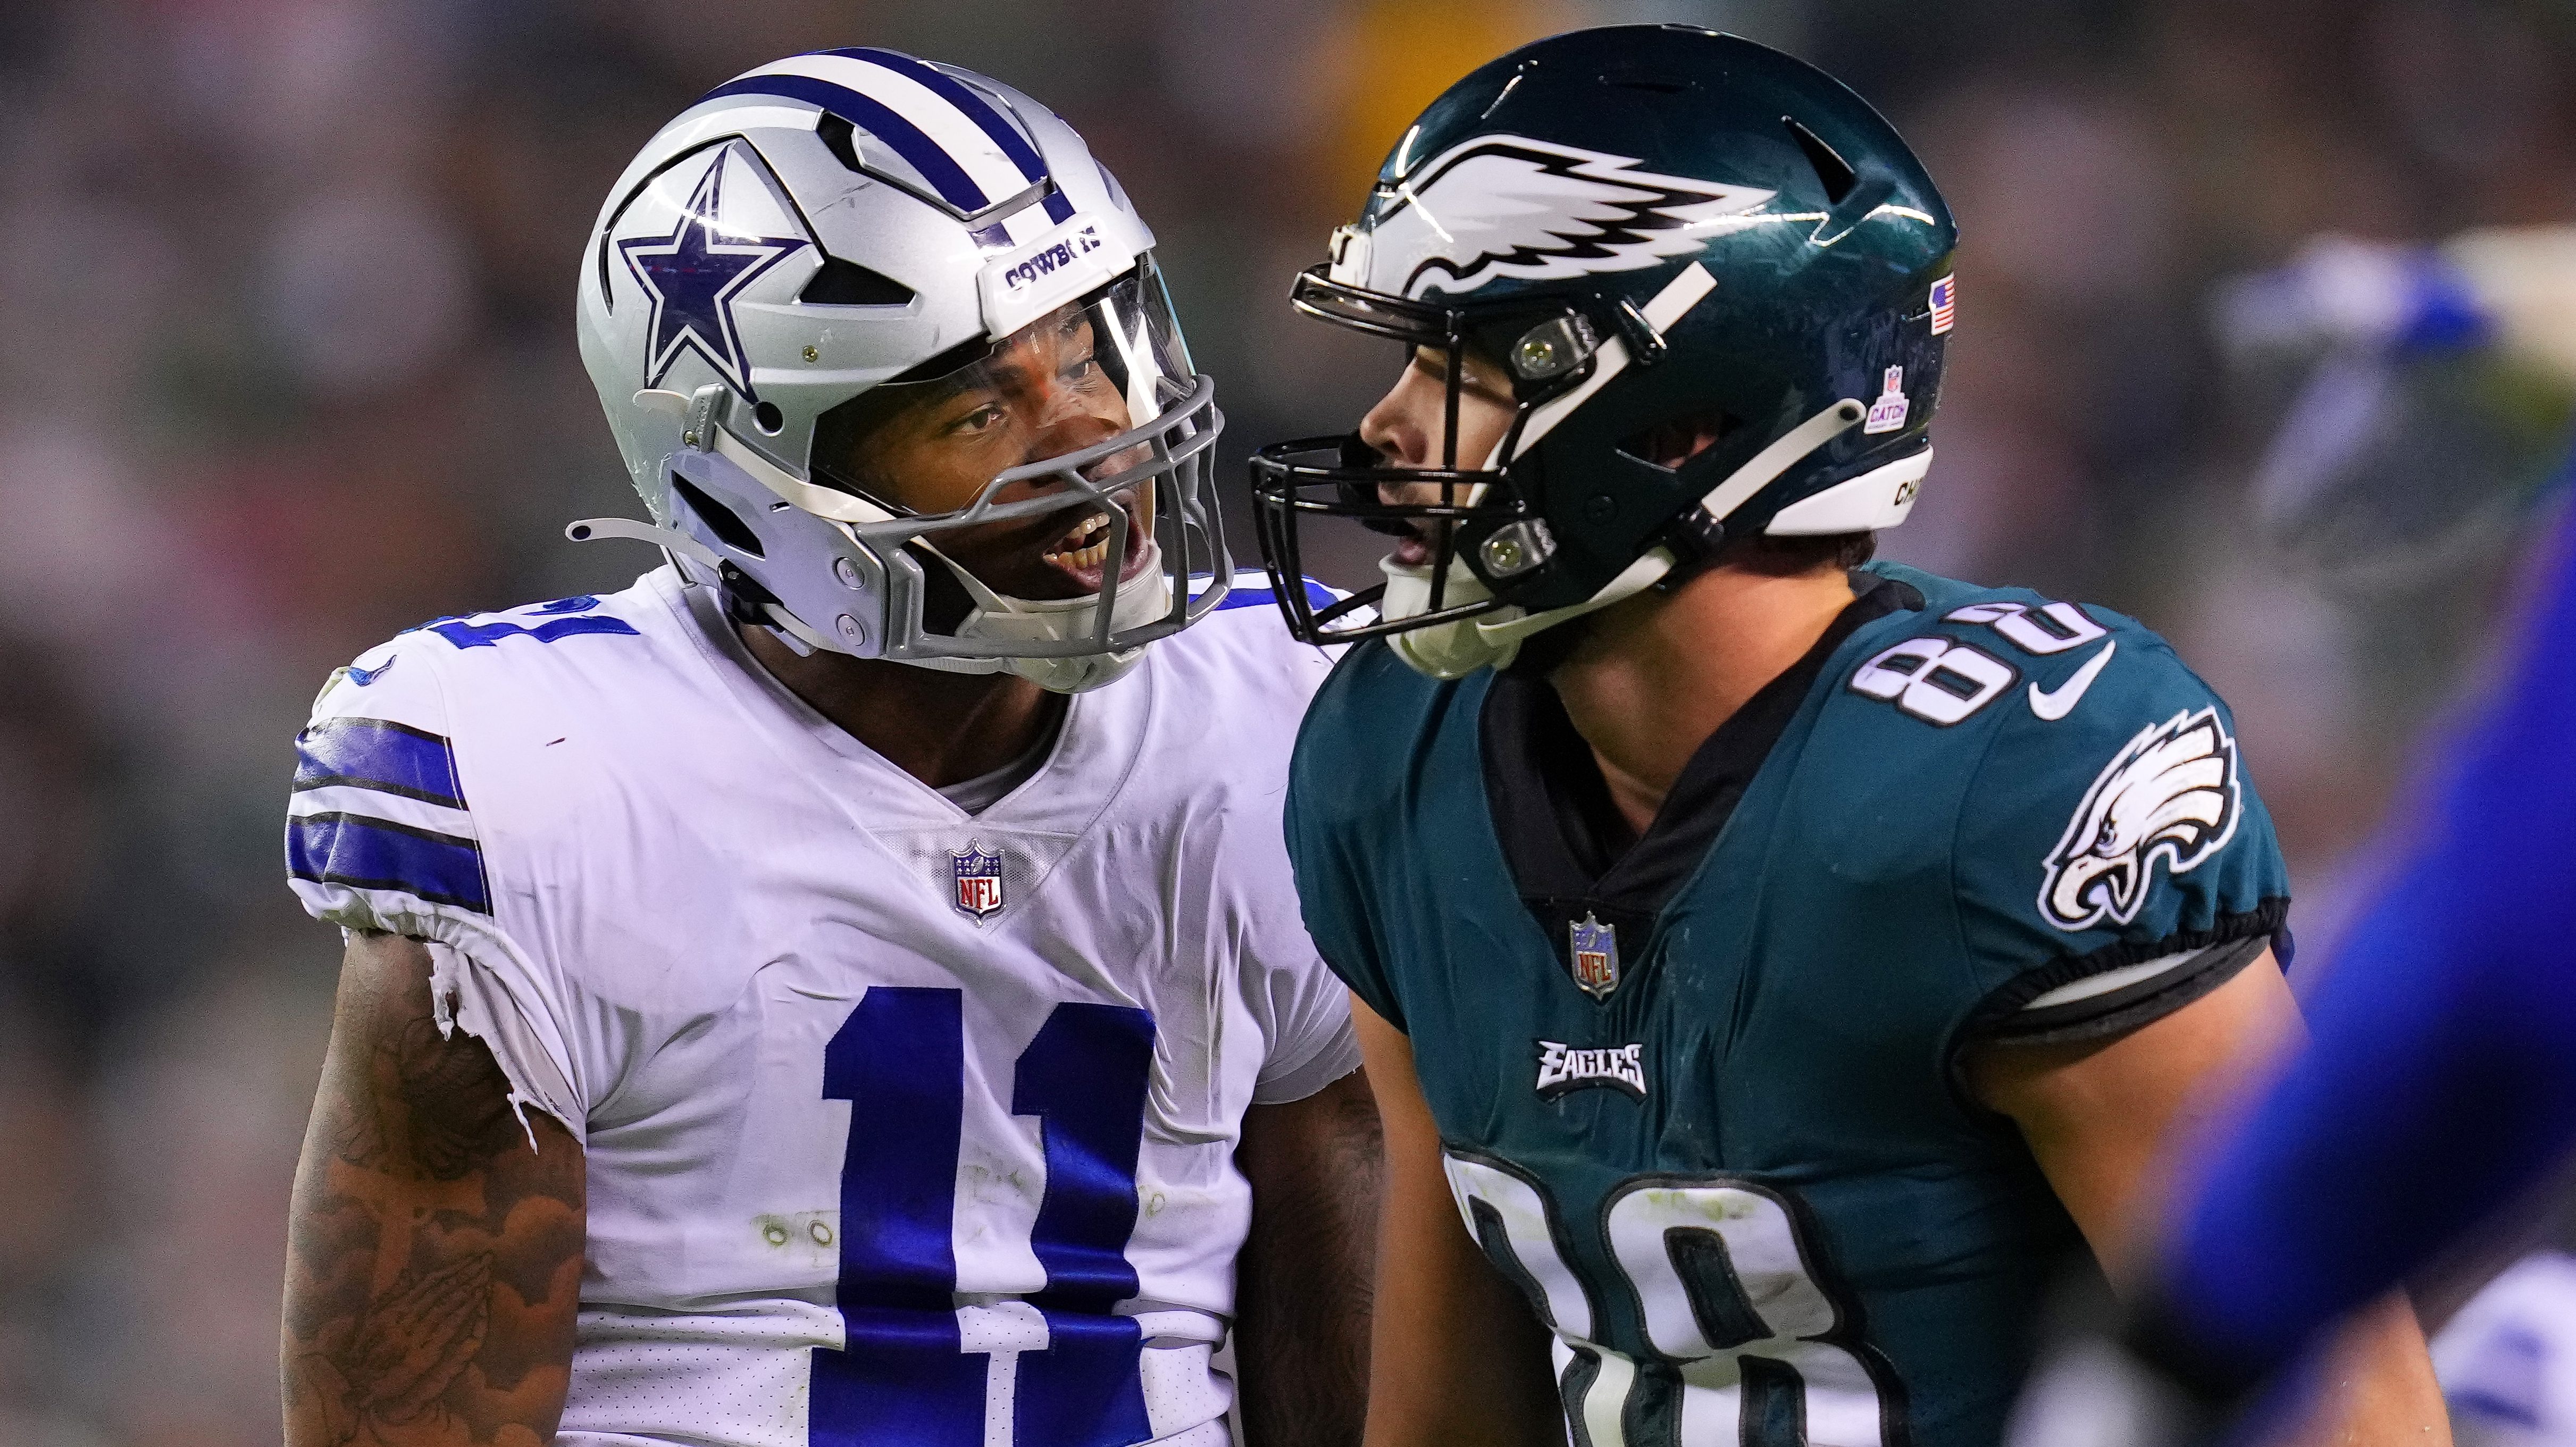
[1568,913,1620,999]
[951,844,1005,919]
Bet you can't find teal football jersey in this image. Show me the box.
[1283,565,2290,1447]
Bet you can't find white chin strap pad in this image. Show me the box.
[916,539,1174,693]
[1378,398,1883,681]
[1381,554,1506,681]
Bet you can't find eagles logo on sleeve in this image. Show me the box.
[2040,707,2243,930]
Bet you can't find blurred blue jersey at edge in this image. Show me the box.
[2154,494,2576,1384]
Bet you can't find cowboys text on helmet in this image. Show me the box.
[575,48,1227,693]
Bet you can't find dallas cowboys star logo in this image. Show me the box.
[617,143,809,400]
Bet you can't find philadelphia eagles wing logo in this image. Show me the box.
[1334,135,1775,300]
[2040,708,2243,931]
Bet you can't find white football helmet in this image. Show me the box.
[575,48,1226,692]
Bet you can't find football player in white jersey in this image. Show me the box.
[279,49,1376,1447]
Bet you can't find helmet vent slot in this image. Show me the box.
[1598,62,1691,95]
[816,111,866,176]
[672,474,765,558]
[1783,116,1856,204]
[801,256,916,307]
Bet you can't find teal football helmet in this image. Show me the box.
[1250,26,1958,674]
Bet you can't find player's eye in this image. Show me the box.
[947,403,1008,437]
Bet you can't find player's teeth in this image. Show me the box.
[1042,533,1113,570]
[1046,514,1117,570]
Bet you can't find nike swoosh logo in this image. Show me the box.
[2028,640,2114,720]
[347,656,397,687]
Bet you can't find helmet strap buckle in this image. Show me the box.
[1611,297,1672,367]
[1653,508,1726,593]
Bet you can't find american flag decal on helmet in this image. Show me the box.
[951,843,1006,919]
[1929,274,1956,334]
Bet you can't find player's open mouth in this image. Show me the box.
[1390,519,1449,568]
[1037,487,1154,590]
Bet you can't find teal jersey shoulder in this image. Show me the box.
[1282,564,2289,1446]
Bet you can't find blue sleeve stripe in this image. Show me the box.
[294,718,467,808]
[287,813,491,914]
[426,614,639,649]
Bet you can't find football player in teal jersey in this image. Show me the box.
[1248,27,2446,1447]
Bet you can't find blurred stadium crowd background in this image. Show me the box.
[2,0,2572,1440]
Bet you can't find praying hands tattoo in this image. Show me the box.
[282,933,586,1446]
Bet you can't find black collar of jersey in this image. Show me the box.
[1479,571,1921,956]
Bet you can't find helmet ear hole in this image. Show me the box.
[753,402,785,434]
[672,475,766,558]
[1617,405,1742,473]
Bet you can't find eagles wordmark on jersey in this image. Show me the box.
[287,568,1358,1447]
[1285,564,2291,1446]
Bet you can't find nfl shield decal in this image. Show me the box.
[951,843,1006,919]
[1568,913,1620,1000]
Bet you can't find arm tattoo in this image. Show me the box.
[283,933,585,1446]
[1234,1070,1384,1447]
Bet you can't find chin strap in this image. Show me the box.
[1695,397,1870,526]
[568,516,828,657]
[906,532,1174,692]
[1386,396,1870,679]
[571,518,1160,697]
[567,515,724,570]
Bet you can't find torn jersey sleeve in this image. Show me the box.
[288,636,590,1140]
[424,938,588,1143]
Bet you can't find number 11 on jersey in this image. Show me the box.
[812,986,1160,1447]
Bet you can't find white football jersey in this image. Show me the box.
[285,566,1360,1447]
[2436,1251,2576,1446]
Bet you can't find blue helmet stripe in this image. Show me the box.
[701,73,991,212]
[827,49,1075,224]
[828,49,1047,183]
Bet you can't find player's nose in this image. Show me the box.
[1025,404,1120,467]
[1359,367,1442,472]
